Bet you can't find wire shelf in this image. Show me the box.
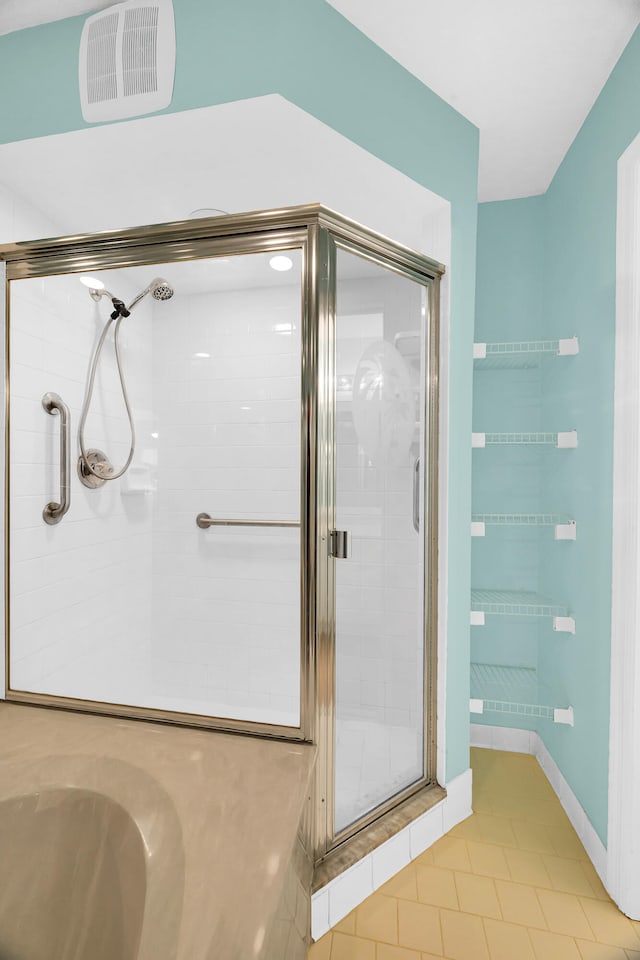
[485,432,558,445]
[470,663,572,724]
[482,701,555,718]
[474,338,578,369]
[473,431,577,450]
[488,339,562,355]
[471,589,568,617]
[472,513,573,526]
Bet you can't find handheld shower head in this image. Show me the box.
[83,277,174,312]
[151,278,174,301]
[127,277,175,311]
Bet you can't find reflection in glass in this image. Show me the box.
[334,249,427,832]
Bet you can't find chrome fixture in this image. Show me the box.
[42,392,70,525]
[78,449,113,488]
[86,285,130,319]
[196,513,300,529]
[126,277,174,311]
[329,529,351,559]
[413,456,420,533]
[78,277,174,487]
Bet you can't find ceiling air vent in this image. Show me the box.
[79,0,175,123]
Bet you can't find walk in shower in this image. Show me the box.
[0,205,442,862]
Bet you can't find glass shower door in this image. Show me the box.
[333,246,429,834]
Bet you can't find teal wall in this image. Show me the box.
[474,25,640,844]
[539,21,640,846]
[0,0,479,782]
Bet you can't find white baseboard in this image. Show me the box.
[471,724,608,886]
[311,767,473,940]
[470,722,536,754]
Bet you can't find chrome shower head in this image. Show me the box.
[127,276,175,311]
[151,278,174,301]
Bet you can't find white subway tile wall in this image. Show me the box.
[8,252,304,725]
[9,271,154,700]
[149,275,302,725]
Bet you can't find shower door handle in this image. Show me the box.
[413,456,420,533]
[42,392,71,525]
[330,530,351,559]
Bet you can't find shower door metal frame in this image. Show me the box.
[1,211,317,743]
[310,220,445,866]
[0,205,444,861]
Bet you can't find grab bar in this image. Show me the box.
[42,392,71,525]
[413,456,420,533]
[196,513,300,530]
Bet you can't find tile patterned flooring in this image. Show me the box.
[308,747,640,960]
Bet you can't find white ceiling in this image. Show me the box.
[326,0,640,200]
[1,0,639,200]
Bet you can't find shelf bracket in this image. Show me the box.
[471,521,486,537]
[469,698,484,714]
[470,611,485,626]
[553,706,574,726]
[554,520,577,541]
[557,430,578,448]
[553,616,576,634]
[472,432,486,448]
[473,342,487,359]
[558,337,579,356]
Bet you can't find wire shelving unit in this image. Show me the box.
[473,337,579,369]
[470,589,575,632]
[471,513,576,539]
[469,663,573,725]
[472,431,578,448]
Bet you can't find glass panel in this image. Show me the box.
[334,248,427,833]
[8,249,302,727]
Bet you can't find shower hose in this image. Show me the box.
[78,311,136,481]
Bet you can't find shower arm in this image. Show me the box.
[88,287,130,319]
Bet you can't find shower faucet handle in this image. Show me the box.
[329,530,351,560]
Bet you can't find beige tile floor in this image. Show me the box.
[309,747,640,960]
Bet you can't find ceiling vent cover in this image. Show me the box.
[79,0,175,123]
